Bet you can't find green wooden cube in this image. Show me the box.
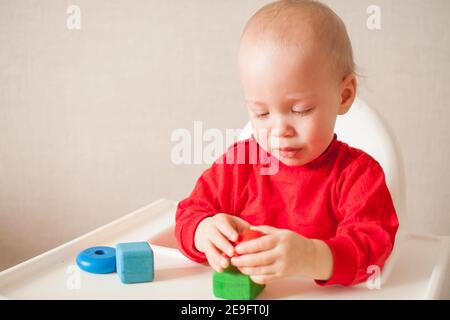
[213,266,265,300]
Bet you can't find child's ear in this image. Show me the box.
[338,73,357,115]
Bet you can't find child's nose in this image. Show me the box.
[273,119,295,138]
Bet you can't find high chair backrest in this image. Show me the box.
[237,97,407,231]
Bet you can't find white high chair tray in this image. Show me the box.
[0,198,448,299]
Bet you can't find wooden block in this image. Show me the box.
[213,266,265,300]
[116,242,154,284]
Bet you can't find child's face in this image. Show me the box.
[239,41,351,166]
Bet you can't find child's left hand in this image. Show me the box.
[230,225,315,284]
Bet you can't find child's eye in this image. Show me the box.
[292,108,313,116]
[255,112,269,118]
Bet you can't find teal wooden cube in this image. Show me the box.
[116,242,154,284]
[213,266,265,300]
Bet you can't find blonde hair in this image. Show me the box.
[240,0,355,78]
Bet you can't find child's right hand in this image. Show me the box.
[194,213,250,272]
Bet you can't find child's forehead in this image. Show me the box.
[238,17,328,72]
[238,40,338,96]
[239,38,329,79]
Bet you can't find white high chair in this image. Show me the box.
[238,97,450,299]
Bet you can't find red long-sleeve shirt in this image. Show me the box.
[174,133,399,286]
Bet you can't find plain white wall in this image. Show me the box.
[0,0,449,271]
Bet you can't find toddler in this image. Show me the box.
[175,0,399,286]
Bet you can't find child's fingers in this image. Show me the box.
[204,241,229,271]
[231,249,277,268]
[250,225,279,234]
[234,234,276,255]
[203,244,222,272]
[238,264,277,276]
[250,274,277,285]
[230,216,251,233]
[209,227,235,257]
[205,254,222,273]
[215,217,239,242]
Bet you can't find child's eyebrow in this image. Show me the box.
[285,92,316,100]
[245,99,267,106]
[246,92,315,106]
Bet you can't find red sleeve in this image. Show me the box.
[315,158,399,286]
[174,150,237,263]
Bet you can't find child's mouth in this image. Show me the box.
[277,147,302,158]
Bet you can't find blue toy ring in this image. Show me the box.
[76,246,116,274]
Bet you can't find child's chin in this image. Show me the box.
[276,155,307,166]
[281,158,305,166]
